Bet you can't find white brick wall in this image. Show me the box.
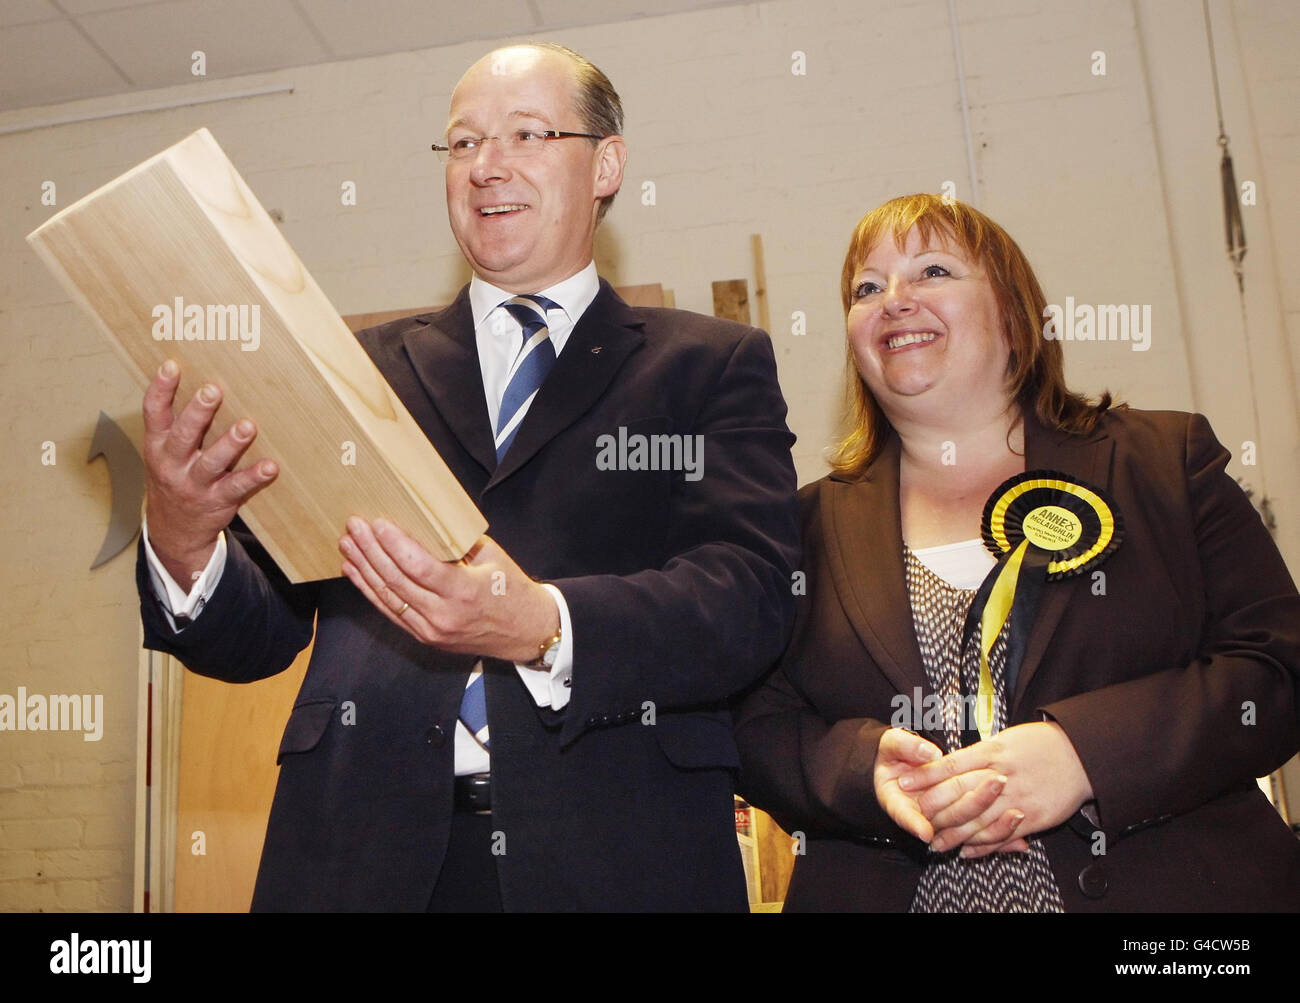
[0,0,1295,911]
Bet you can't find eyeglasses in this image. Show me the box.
[431,129,604,164]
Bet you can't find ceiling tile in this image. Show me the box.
[58,0,174,14]
[79,0,328,88]
[535,0,746,24]
[0,0,758,113]
[0,20,125,110]
[298,0,536,58]
[0,0,60,28]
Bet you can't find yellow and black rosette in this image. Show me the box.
[958,470,1123,745]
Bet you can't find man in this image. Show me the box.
[138,42,798,911]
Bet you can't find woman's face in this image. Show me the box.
[846,225,1012,422]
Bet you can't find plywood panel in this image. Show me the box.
[27,127,485,583]
[613,283,665,308]
[750,234,771,335]
[173,640,311,912]
[754,806,795,906]
[711,278,750,325]
[341,284,663,334]
[343,306,440,332]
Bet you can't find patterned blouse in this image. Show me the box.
[903,545,1065,912]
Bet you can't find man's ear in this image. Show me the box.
[593,135,627,200]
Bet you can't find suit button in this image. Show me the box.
[1077,861,1108,899]
[425,724,446,747]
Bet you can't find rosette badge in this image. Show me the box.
[960,471,1124,745]
[984,472,1122,579]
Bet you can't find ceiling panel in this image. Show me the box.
[0,20,125,109]
[0,0,59,28]
[79,0,327,88]
[535,0,746,23]
[299,0,538,58]
[57,0,174,14]
[0,0,758,114]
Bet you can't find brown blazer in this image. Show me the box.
[735,408,1300,911]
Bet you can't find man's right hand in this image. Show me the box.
[143,359,278,586]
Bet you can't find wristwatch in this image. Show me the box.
[523,627,562,669]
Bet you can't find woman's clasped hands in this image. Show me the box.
[874,723,1095,859]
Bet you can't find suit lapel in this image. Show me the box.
[400,288,498,475]
[823,433,928,698]
[485,280,646,491]
[823,412,1118,718]
[1010,411,1116,709]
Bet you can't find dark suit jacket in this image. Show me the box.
[138,280,800,911]
[735,408,1300,911]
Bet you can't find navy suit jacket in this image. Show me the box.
[139,280,800,911]
[736,408,1300,911]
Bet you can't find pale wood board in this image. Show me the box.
[27,127,485,582]
[341,282,663,333]
[611,283,664,309]
[173,642,310,912]
[343,306,440,332]
[750,234,771,335]
[711,278,751,326]
[753,806,795,906]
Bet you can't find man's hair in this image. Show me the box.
[831,193,1114,476]
[520,41,624,222]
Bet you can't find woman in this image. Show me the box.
[735,194,1300,911]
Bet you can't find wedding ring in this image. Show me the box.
[397,601,410,617]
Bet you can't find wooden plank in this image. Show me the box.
[751,234,771,335]
[27,128,485,583]
[612,283,664,308]
[174,640,311,912]
[343,306,440,332]
[711,278,750,325]
[753,806,796,905]
[342,283,659,332]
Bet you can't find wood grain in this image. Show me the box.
[711,278,751,325]
[27,128,485,582]
[750,234,771,335]
[173,641,311,912]
[753,807,795,905]
[610,283,664,308]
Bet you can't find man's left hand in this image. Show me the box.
[340,517,559,663]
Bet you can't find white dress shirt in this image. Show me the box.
[143,261,601,774]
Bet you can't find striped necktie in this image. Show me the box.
[493,294,560,462]
[458,295,560,753]
[460,661,490,750]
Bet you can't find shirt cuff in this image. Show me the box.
[513,583,573,710]
[141,514,228,632]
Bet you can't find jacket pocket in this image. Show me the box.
[276,697,337,764]
[654,712,741,771]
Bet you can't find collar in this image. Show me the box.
[468,261,600,334]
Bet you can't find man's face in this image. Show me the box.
[443,48,625,294]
